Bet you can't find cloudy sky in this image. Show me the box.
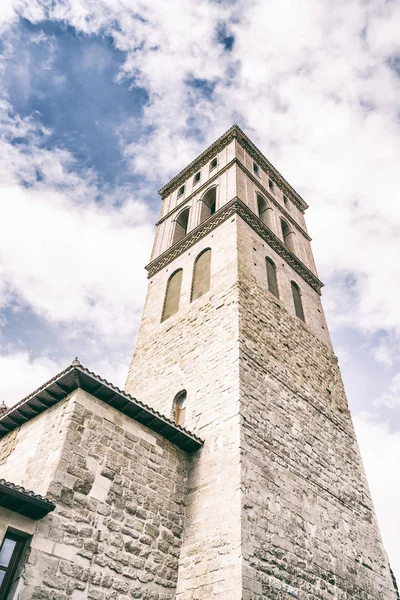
[1,0,399,582]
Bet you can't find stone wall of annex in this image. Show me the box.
[236,217,397,600]
[0,389,188,600]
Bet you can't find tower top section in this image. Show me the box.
[158,124,308,213]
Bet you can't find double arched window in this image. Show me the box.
[281,219,295,253]
[173,390,187,426]
[199,187,217,224]
[291,281,305,321]
[161,269,183,322]
[266,258,279,298]
[172,208,190,245]
[257,194,273,228]
[191,249,212,301]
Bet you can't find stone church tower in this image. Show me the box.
[126,125,397,599]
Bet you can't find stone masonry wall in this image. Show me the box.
[0,389,188,600]
[126,217,243,599]
[237,217,396,600]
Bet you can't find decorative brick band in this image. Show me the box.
[146,198,324,294]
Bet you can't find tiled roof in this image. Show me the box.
[0,479,55,520]
[0,360,203,453]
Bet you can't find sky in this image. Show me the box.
[0,0,400,584]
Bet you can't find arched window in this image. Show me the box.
[199,187,217,224]
[291,281,305,321]
[161,269,183,322]
[281,219,295,253]
[266,258,279,298]
[172,208,190,245]
[257,194,272,228]
[173,390,187,426]
[191,249,211,301]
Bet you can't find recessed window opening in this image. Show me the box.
[178,185,185,197]
[210,157,218,171]
[253,162,260,176]
[172,207,190,245]
[0,531,28,599]
[269,179,274,192]
[281,219,295,253]
[257,194,272,228]
[174,391,187,426]
[161,269,183,322]
[266,258,279,298]
[193,171,201,185]
[291,281,305,321]
[199,187,217,224]
[191,249,212,301]
[283,195,289,208]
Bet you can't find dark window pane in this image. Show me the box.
[266,259,278,298]
[172,208,190,245]
[199,188,217,224]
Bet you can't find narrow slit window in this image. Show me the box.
[172,208,190,245]
[161,269,183,322]
[210,157,218,171]
[174,391,187,426]
[178,185,185,197]
[269,179,274,192]
[291,281,305,321]
[253,162,260,176]
[191,249,212,301]
[199,188,217,224]
[283,195,289,209]
[0,531,28,599]
[193,171,201,185]
[266,258,279,298]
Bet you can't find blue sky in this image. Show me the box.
[1,0,400,582]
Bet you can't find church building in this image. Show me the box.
[0,126,397,599]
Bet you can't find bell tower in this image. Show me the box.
[125,126,397,599]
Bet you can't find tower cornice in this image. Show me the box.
[158,125,309,213]
[146,197,323,294]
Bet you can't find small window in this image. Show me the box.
[161,269,183,322]
[199,188,217,224]
[174,391,187,426]
[172,207,190,245]
[178,185,185,197]
[291,281,305,321]
[193,171,201,185]
[191,249,212,301]
[266,258,279,298]
[210,157,217,171]
[253,162,260,176]
[0,531,28,599]
[269,179,274,192]
[283,195,289,208]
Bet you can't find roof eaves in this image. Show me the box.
[0,362,203,453]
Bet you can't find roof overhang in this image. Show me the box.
[0,363,203,453]
[0,479,55,520]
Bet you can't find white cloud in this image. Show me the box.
[354,413,400,581]
[0,351,63,405]
[0,100,154,341]
[375,373,400,409]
